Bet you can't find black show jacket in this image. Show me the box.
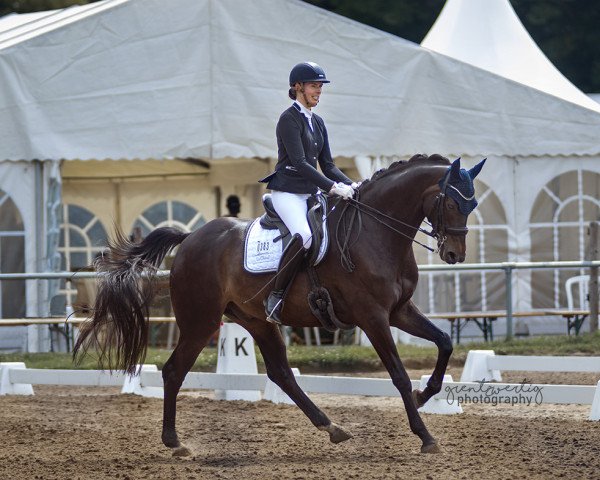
[260,104,352,194]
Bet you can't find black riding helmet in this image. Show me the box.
[289,62,330,86]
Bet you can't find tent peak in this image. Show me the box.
[422,0,600,113]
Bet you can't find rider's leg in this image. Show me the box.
[271,191,312,249]
[265,191,312,324]
[265,233,305,324]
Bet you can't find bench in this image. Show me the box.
[428,309,589,344]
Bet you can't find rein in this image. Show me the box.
[335,174,468,272]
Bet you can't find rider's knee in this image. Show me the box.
[300,230,312,249]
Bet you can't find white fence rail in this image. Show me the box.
[460,350,600,382]
[1,359,599,420]
[10,368,126,387]
[487,355,600,373]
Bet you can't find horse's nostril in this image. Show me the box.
[446,252,457,263]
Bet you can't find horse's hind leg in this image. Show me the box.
[238,318,353,444]
[361,313,440,454]
[161,316,220,455]
[390,301,453,408]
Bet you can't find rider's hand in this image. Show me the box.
[329,182,355,200]
[351,181,362,190]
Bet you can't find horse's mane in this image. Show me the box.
[366,154,450,184]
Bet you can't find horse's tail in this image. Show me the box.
[73,226,190,374]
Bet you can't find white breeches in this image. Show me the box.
[271,191,313,249]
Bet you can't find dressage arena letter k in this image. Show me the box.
[235,338,249,356]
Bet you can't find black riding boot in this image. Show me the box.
[265,234,306,324]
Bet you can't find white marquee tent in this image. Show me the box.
[2,0,600,161]
[1,0,599,349]
[422,0,600,112]
[419,0,600,336]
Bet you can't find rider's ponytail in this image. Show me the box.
[288,87,297,100]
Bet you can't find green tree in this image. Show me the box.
[0,0,95,16]
[2,0,600,92]
[512,0,600,93]
[304,0,444,43]
[304,0,600,92]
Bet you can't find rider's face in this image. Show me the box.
[297,82,323,109]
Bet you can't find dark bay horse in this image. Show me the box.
[74,154,485,455]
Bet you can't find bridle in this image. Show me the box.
[429,171,469,250]
[336,171,470,271]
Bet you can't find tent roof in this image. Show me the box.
[0,3,108,40]
[1,0,600,162]
[421,0,600,113]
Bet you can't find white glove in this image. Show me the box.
[329,182,355,200]
[351,181,362,190]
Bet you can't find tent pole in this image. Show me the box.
[589,222,599,332]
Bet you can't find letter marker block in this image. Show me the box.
[215,323,261,401]
[460,350,502,382]
[263,368,300,404]
[0,362,34,395]
[417,375,463,415]
[590,380,600,421]
[121,364,163,398]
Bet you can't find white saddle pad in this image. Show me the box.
[243,216,329,274]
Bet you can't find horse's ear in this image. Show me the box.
[468,158,486,179]
[449,157,461,178]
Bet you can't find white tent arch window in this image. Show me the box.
[413,180,511,314]
[530,169,600,309]
[131,200,206,344]
[132,200,206,239]
[53,204,108,314]
[0,190,25,318]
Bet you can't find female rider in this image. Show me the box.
[259,61,357,324]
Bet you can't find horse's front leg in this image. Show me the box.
[361,315,440,453]
[390,300,453,408]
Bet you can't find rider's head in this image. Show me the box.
[288,62,330,109]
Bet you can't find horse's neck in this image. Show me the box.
[360,166,441,232]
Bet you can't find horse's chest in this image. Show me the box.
[398,273,418,304]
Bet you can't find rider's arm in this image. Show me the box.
[277,112,335,192]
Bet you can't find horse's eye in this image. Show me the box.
[447,202,455,210]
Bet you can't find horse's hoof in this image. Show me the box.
[318,422,353,444]
[172,445,192,457]
[162,431,181,449]
[421,442,442,454]
[412,389,425,409]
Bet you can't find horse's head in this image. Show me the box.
[426,157,486,264]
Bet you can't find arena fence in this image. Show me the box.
[1,259,599,341]
[1,359,599,421]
